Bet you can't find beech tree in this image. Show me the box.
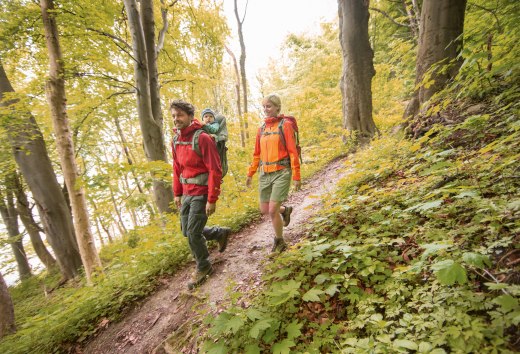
[0,174,31,280]
[225,45,246,148]
[13,175,56,270]
[0,63,82,280]
[403,0,467,120]
[234,0,249,141]
[0,272,15,339]
[40,0,102,284]
[123,0,173,214]
[338,0,378,144]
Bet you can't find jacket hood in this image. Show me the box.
[263,116,283,125]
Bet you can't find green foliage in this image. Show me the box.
[202,91,520,352]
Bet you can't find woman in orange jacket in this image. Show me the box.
[246,94,301,252]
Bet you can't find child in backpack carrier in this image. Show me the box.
[200,108,219,140]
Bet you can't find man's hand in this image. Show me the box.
[206,202,216,216]
[246,176,252,188]
[174,196,182,209]
[293,180,302,191]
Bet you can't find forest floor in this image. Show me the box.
[82,156,350,354]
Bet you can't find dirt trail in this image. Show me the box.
[83,156,350,354]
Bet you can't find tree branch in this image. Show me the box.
[369,7,410,28]
[86,27,132,51]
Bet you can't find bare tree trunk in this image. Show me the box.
[225,45,246,148]
[234,0,249,141]
[404,0,467,119]
[114,116,145,194]
[40,0,103,285]
[13,175,56,270]
[403,0,420,39]
[0,183,31,280]
[0,63,82,281]
[114,116,155,217]
[0,272,15,338]
[123,0,173,214]
[338,0,378,145]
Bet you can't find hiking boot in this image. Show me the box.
[187,266,213,290]
[218,227,231,252]
[271,238,287,253]
[281,206,293,227]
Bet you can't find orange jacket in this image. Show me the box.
[247,116,301,180]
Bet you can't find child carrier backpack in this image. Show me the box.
[260,115,302,164]
[173,115,229,179]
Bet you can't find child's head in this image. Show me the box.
[201,108,215,123]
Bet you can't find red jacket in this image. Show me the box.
[172,120,222,203]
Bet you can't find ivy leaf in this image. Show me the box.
[393,339,418,350]
[493,294,519,312]
[462,252,491,269]
[206,342,228,354]
[245,308,264,321]
[406,199,443,213]
[272,339,296,354]
[314,273,330,284]
[325,284,339,296]
[267,280,301,306]
[420,243,451,259]
[302,288,324,302]
[454,190,479,199]
[249,319,272,339]
[244,344,261,354]
[431,260,467,285]
[226,316,244,334]
[210,312,232,335]
[418,341,433,352]
[285,320,302,340]
[485,283,509,290]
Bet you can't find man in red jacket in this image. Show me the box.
[170,100,231,290]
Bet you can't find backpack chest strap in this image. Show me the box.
[180,173,209,186]
[260,157,290,167]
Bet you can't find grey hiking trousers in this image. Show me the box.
[180,195,224,272]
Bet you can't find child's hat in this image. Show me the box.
[201,108,215,118]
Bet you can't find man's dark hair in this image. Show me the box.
[170,99,195,116]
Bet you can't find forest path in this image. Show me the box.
[83,156,350,354]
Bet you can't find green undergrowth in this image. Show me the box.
[1,202,260,353]
[1,142,344,353]
[202,98,520,353]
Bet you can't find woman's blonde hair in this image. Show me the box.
[263,93,282,114]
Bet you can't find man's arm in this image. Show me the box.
[198,133,222,204]
[171,141,183,198]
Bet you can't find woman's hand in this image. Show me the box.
[246,176,252,188]
[293,180,301,191]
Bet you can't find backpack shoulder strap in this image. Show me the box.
[278,118,287,149]
[173,130,204,157]
[192,129,205,156]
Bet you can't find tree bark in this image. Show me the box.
[0,181,32,280]
[0,272,16,338]
[0,63,82,281]
[234,0,249,141]
[338,0,378,145]
[225,45,245,148]
[40,0,103,285]
[13,175,56,270]
[404,0,467,119]
[123,0,173,214]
